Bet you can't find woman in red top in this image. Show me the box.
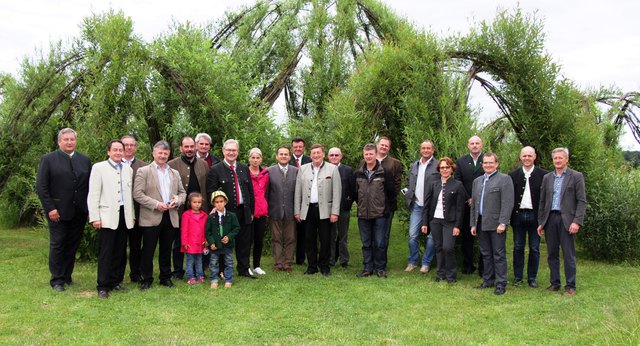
[248,148,269,275]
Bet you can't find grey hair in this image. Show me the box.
[57,128,77,141]
[195,133,212,144]
[223,139,240,150]
[248,147,262,158]
[153,140,171,151]
[328,147,342,155]
[363,143,377,152]
[552,147,570,158]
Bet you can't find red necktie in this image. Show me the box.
[296,158,300,168]
[230,164,240,206]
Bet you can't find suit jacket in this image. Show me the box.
[129,157,148,220]
[470,171,514,231]
[404,156,438,207]
[196,151,220,169]
[266,164,298,220]
[337,164,356,211]
[422,176,466,228]
[206,161,254,224]
[538,168,587,229]
[168,155,210,213]
[289,154,311,168]
[454,153,484,197]
[87,160,135,230]
[133,163,186,228]
[36,149,92,220]
[509,165,548,221]
[294,162,342,220]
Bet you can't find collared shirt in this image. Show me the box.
[520,166,534,209]
[414,157,433,207]
[551,169,567,211]
[292,154,303,167]
[310,163,322,204]
[434,184,444,219]
[154,162,172,204]
[479,171,497,216]
[196,152,209,160]
[122,157,134,166]
[108,158,124,206]
[225,159,243,205]
[278,164,288,177]
[377,155,387,164]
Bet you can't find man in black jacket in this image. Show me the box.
[327,147,355,267]
[206,139,255,278]
[36,128,92,292]
[289,137,311,265]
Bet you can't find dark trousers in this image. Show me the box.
[477,217,507,288]
[234,204,253,275]
[381,211,394,267]
[97,208,128,291]
[48,212,86,287]
[128,225,143,282]
[331,209,351,266]
[545,212,577,289]
[171,227,185,279]
[140,213,175,284]
[512,210,541,281]
[252,216,267,268]
[295,220,306,264]
[460,205,483,274]
[358,217,388,272]
[305,204,332,274]
[430,218,457,281]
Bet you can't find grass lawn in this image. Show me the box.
[1,218,639,345]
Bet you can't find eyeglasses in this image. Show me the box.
[439,166,451,170]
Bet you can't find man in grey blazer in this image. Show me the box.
[470,152,514,295]
[88,140,135,298]
[294,144,342,276]
[267,146,299,272]
[537,147,586,297]
[133,141,186,290]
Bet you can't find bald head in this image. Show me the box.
[520,146,536,169]
[467,136,483,157]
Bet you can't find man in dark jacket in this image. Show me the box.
[327,147,355,267]
[354,144,396,278]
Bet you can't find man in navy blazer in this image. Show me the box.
[509,146,547,288]
[537,147,586,297]
[289,137,311,265]
[36,128,92,292]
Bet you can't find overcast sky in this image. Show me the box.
[1,0,639,148]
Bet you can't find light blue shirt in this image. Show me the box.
[479,171,497,216]
[551,169,566,211]
[108,159,124,206]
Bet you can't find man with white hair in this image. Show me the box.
[195,132,220,168]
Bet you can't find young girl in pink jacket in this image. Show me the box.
[181,192,208,285]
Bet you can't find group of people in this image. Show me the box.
[35,128,586,299]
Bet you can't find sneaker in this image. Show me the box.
[210,281,219,289]
[404,264,417,272]
[197,276,205,283]
[248,268,254,276]
[420,265,430,274]
[187,278,196,285]
[254,267,267,275]
[224,282,233,289]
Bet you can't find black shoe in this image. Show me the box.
[447,279,457,284]
[139,282,151,290]
[513,279,523,286]
[172,273,184,280]
[239,272,257,279]
[546,284,561,292]
[494,286,506,295]
[340,263,348,268]
[376,270,387,278]
[159,279,175,288]
[296,261,305,265]
[356,271,372,278]
[435,277,444,282]
[322,271,330,277]
[113,284,127,292]
[52,284,65,292]
[462,267,475,275]
[474,282,494,289]
[98,290,110,299]
[304,270,318,275]
[528,280,538,288]
[130,276,141,283]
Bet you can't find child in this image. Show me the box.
[206,191,240,289]
[181,192,208,285]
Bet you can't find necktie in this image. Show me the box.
[480,176,488,216]
[296,158,300,168]
[230,164,240,206]
[281,166,287,179]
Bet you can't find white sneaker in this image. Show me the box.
[405,264,417,272]
[254,267,266,275]
[248,268,254,276]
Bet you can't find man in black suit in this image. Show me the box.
[327,147,355,267]
[121,135,147,283]
[289,137,311,265]
[206,139,256,278]
[509,146,547,288]
[537,147,587,297]
[36,128,92,292]
[454,135,484,275]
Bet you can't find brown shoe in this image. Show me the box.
[420,265,430,274]
[273,267,282,272]
[404,264,417,272]
[285,268,293,273]
[546,285,561,292]
[563,288,576,297]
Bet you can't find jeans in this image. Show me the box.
[512,210,540,281]
[358,217,389,272]
[407,203,435,266]
[185,253,204,279]
[209,248,234,283]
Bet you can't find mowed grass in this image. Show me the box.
[1,219,639,345]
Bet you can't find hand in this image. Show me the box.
[156,202,169,212]
[467,198,473,206]
[295,214,301,222]
[569,222,580,234]
[453,227,460,237]
[330,214,339,223]
[421,226,428,234]
[183,244,189,251]
[48,209,60,222]
[471,227,477,236]
[496,224,506,234]
[537,225,544,236]
[221,236,229,244]
[91,221,101,229]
